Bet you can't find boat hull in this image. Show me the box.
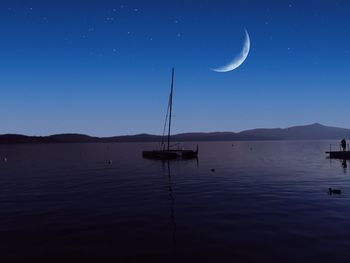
[326,151,350,159]
[142,150,178,160]
[142,150,198,160]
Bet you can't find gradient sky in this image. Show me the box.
[1,0,350,136]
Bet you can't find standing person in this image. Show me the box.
[341,139,347,151]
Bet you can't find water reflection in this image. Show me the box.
[163,161,177,247]
[328,158,348,173]
[5,141,350,261]
[161,159,199,257]
[342,159,347,173]
[161,156,199,167]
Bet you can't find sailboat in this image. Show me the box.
[142,68,198,160]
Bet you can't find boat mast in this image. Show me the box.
[167,67,174,151]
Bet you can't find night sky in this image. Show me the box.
[1,0,350,136]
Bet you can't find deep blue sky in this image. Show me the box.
[1,0,350,136]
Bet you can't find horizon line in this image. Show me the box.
[1,122,349,138]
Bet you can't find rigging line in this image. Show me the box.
[161,90,171,146]
[167,68,174,151]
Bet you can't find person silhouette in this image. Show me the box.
[341,139,346,151]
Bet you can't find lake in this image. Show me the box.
[1,140,350,262]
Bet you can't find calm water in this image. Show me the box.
[1,141,350,262]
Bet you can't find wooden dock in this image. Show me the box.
[325,151,350,159]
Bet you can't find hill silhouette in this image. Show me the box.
[0,123,349,144]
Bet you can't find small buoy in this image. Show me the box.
[108,160,112,164]
[329,188,342,195]
[210,168,215,172]
[3,157,7,162]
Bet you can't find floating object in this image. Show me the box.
[210,169,215,172]
[142,68,198,160]
[3,157,7,162]
[108,160,112,165]
[143,147,198,160]
[329,188,342,195]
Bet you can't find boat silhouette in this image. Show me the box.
[142,68,198,160]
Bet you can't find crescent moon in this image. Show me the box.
[211,29,250,73]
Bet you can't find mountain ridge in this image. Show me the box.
[1,123,349,144]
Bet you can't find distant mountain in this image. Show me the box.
[239,123,350,140]
[0,134,100,144]
[48,134,100,143]
[0,123,349,144]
